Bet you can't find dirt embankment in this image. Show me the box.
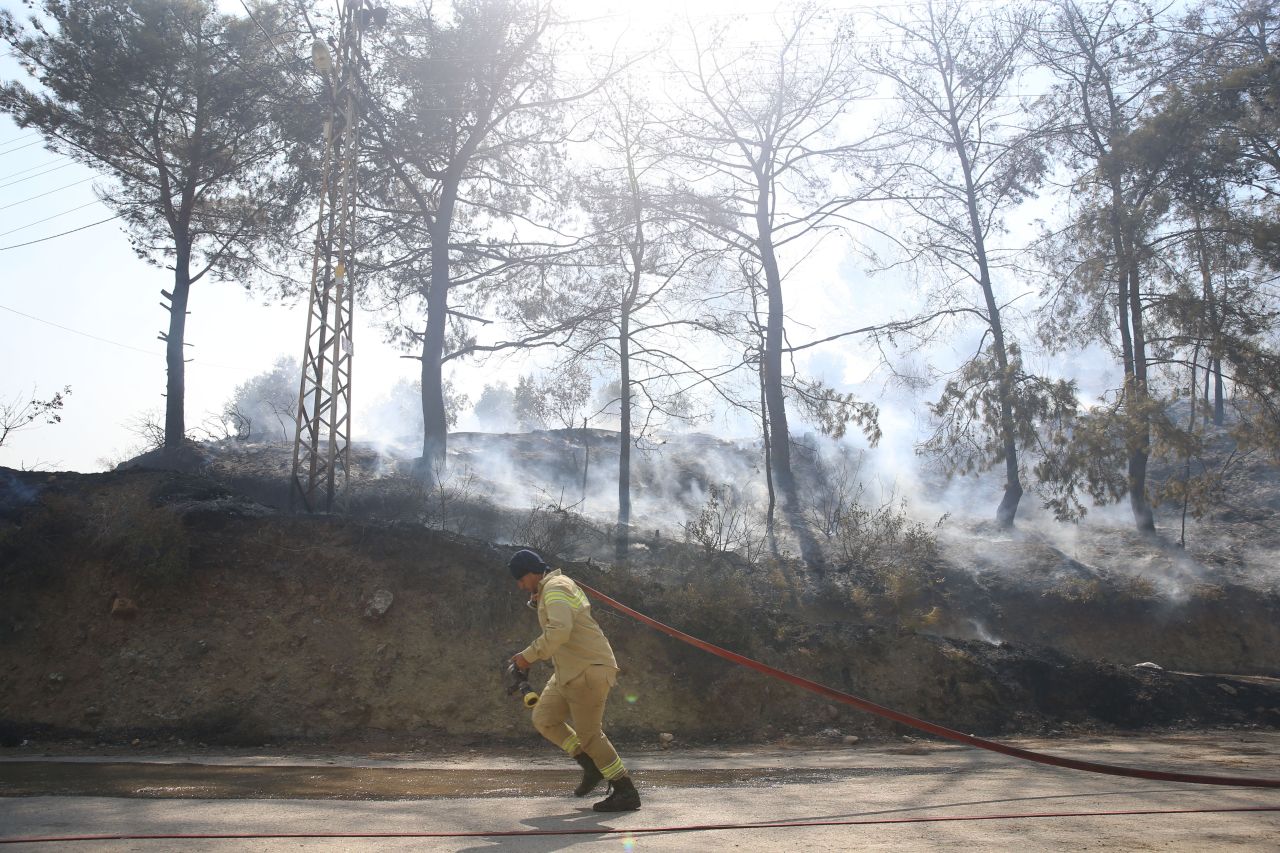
[926,528,1280,676]
[2,467,1278,749]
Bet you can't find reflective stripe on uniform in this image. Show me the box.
[599,757,625,779]
[560,734,581,754]
[543,588,588,609]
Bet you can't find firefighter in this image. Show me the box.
[508,549,641,812]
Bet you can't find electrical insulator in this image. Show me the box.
[312,40,333,73]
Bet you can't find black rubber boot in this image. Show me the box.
[592,775,640,812]
[573,753,604,797]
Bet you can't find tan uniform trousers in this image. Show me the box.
[531,663,627,780]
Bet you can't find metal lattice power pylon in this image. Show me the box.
[290,2,384,512]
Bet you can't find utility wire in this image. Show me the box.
[0,176,95,211]
[0,213,120,251]
[0,302,160,356]
[0,156,65,183]
[0,131,39,147]
[0,139,45,156]
[0,301,258,371]
[0,198,103,238]
[0,161,73,190]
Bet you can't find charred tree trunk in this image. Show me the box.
[757,211,821,567]
[1181,342,1199,549]
[760,244,793,506]
[1207,295,1225,428]
[1193,211,1226,428]
[419,182,457,487]
[950,109,1022,527]
[615,149,646,563]
[616,304,633,562]
[581,416,590,504]
[748,284,778,555]
[759,350,778,556]
[1108,174,1154,533]
[163,238,192,452]
[1213,358,1224,425]
[987,336,1022,527]
[1126,259,1156,533]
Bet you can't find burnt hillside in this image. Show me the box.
[1,466,1277,749]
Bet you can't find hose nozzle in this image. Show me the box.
[504,659,539,708]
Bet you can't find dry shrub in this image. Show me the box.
[847,559,947,629]
[511,493,598,557]
[1045,574,1158,606]
[421,466,482,533]
[815,483,945,627]
[682,483,769,562]
[3,480,191,590]
[827,495,940,570]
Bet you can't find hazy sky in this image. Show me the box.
[0,0,1101,479]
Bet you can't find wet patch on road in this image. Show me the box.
[0,762,961,800]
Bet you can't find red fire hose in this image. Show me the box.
[578,582,1280,789]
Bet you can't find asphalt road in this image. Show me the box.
[2,731,1278,851]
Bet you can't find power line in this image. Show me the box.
[0,161,74,190]
[0,213,120,251]
[0,139,45,156]
[0,156,66,183]
[0,302,160,356]
[0,198,103,238]
[0,176,96,211]
[0,131,39,147]
[0,300,259,371]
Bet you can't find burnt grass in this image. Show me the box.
[1,449,1279,751]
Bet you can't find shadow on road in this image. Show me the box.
[457,806,624,852]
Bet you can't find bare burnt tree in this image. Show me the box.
[0,386,70,450]
[356,0,619,486]
[867,0,1074,528]
[665,4,882,564]
[1,0,315,456]
[564,83,726,560]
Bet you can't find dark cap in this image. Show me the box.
[507,549,549,579]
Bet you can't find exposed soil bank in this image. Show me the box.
[3,469,1279,748]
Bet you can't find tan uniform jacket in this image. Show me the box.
[519,569,617,684]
